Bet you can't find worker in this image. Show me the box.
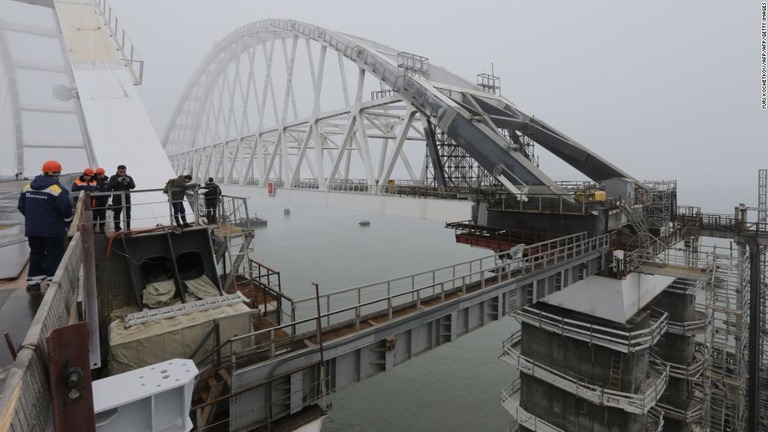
[165,174,197,228]
[201,177,221,224]
[92,167,109,233]
[17,160,74,295]
[107,164,136,231]
[71,167,97,206]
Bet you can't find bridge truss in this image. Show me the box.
[0,1,93,177]
[162,19,635,200]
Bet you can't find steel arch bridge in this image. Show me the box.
[0,2,93,177]
[162,19,634,201]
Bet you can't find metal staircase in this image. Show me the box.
[620,203,665,260]
[217,229,254,292]
[213,195,257,292]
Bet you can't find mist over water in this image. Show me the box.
[249,201,489,298]
[247,200,518,431]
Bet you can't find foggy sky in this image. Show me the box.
[4,0,768,213]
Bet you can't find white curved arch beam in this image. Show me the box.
[164,19,635,196]
[0,21,24,175]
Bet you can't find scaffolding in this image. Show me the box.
[643,179,677,230]
[396,51,429,77]
[425,130,498,189]
[706,243,749,431]
[504,128,539,168]
[497,207,755,430]
[477,72,501,95]
[757,169,768,429]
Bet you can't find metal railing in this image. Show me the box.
[678,206,768,234]
[287,232,604,330]
[500,378,564,432]
[208,232,608,363]
[246,259,295,326]
[515,305,668,354]
[651,343,708,381]
[219,194,252,229]
[82,188,204,229]
[0,219,86,431]
[75,188,254,232]
[664,308,709,336]
[496,191,591,215]
[647,406,665,432]
[655,397,705,423]
[500,331,669,414]
[91,0,144,84]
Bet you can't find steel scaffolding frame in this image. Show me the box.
[426,130,498,189]
[706,243,749,431]
[757,169,768,429]
[643,179,677,230]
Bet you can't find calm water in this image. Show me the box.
[249,200,519,431]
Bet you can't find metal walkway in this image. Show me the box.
[192,231,609,429]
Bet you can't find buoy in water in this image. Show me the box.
[284,209,290,215]
[359,220,370,227]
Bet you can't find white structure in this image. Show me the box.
[0,0,178,226]
[0,0,93,177]
[163,19,632,199]
[93,359,198,432]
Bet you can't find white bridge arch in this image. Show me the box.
[163,19,634,200]
[0,2,93,177]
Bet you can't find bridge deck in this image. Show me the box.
[680,212,768,245]
[193,231,609,429]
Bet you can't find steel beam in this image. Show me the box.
[229,250,603,428]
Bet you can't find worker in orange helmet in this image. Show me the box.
[17,160,74,295]
[92,167,109,233]
[71,167,97,207]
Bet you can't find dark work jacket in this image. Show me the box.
[71,176,97,206]
[17,175,74,237]
[93,175,110,206]
[167,176,197,202]
[107,174,136,204]
[202,182,221,203]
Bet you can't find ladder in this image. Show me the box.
[215,227,254,293]
[608,354,623,391]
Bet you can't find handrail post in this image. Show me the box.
[314,281,328,410]
[326,295,331,326]
[270,328,275,358]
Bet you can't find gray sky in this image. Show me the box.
[3,0,766,213]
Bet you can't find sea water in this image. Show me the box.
[249,200,518,431]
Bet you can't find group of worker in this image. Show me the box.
[163,174,221,228]
[71,164,135,232]
[16,160,221,295]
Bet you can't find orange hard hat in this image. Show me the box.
[42,160,62,175]
[83,167,95,176]
[95,167,106,175]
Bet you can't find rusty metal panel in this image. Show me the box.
[47,322,95,432]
